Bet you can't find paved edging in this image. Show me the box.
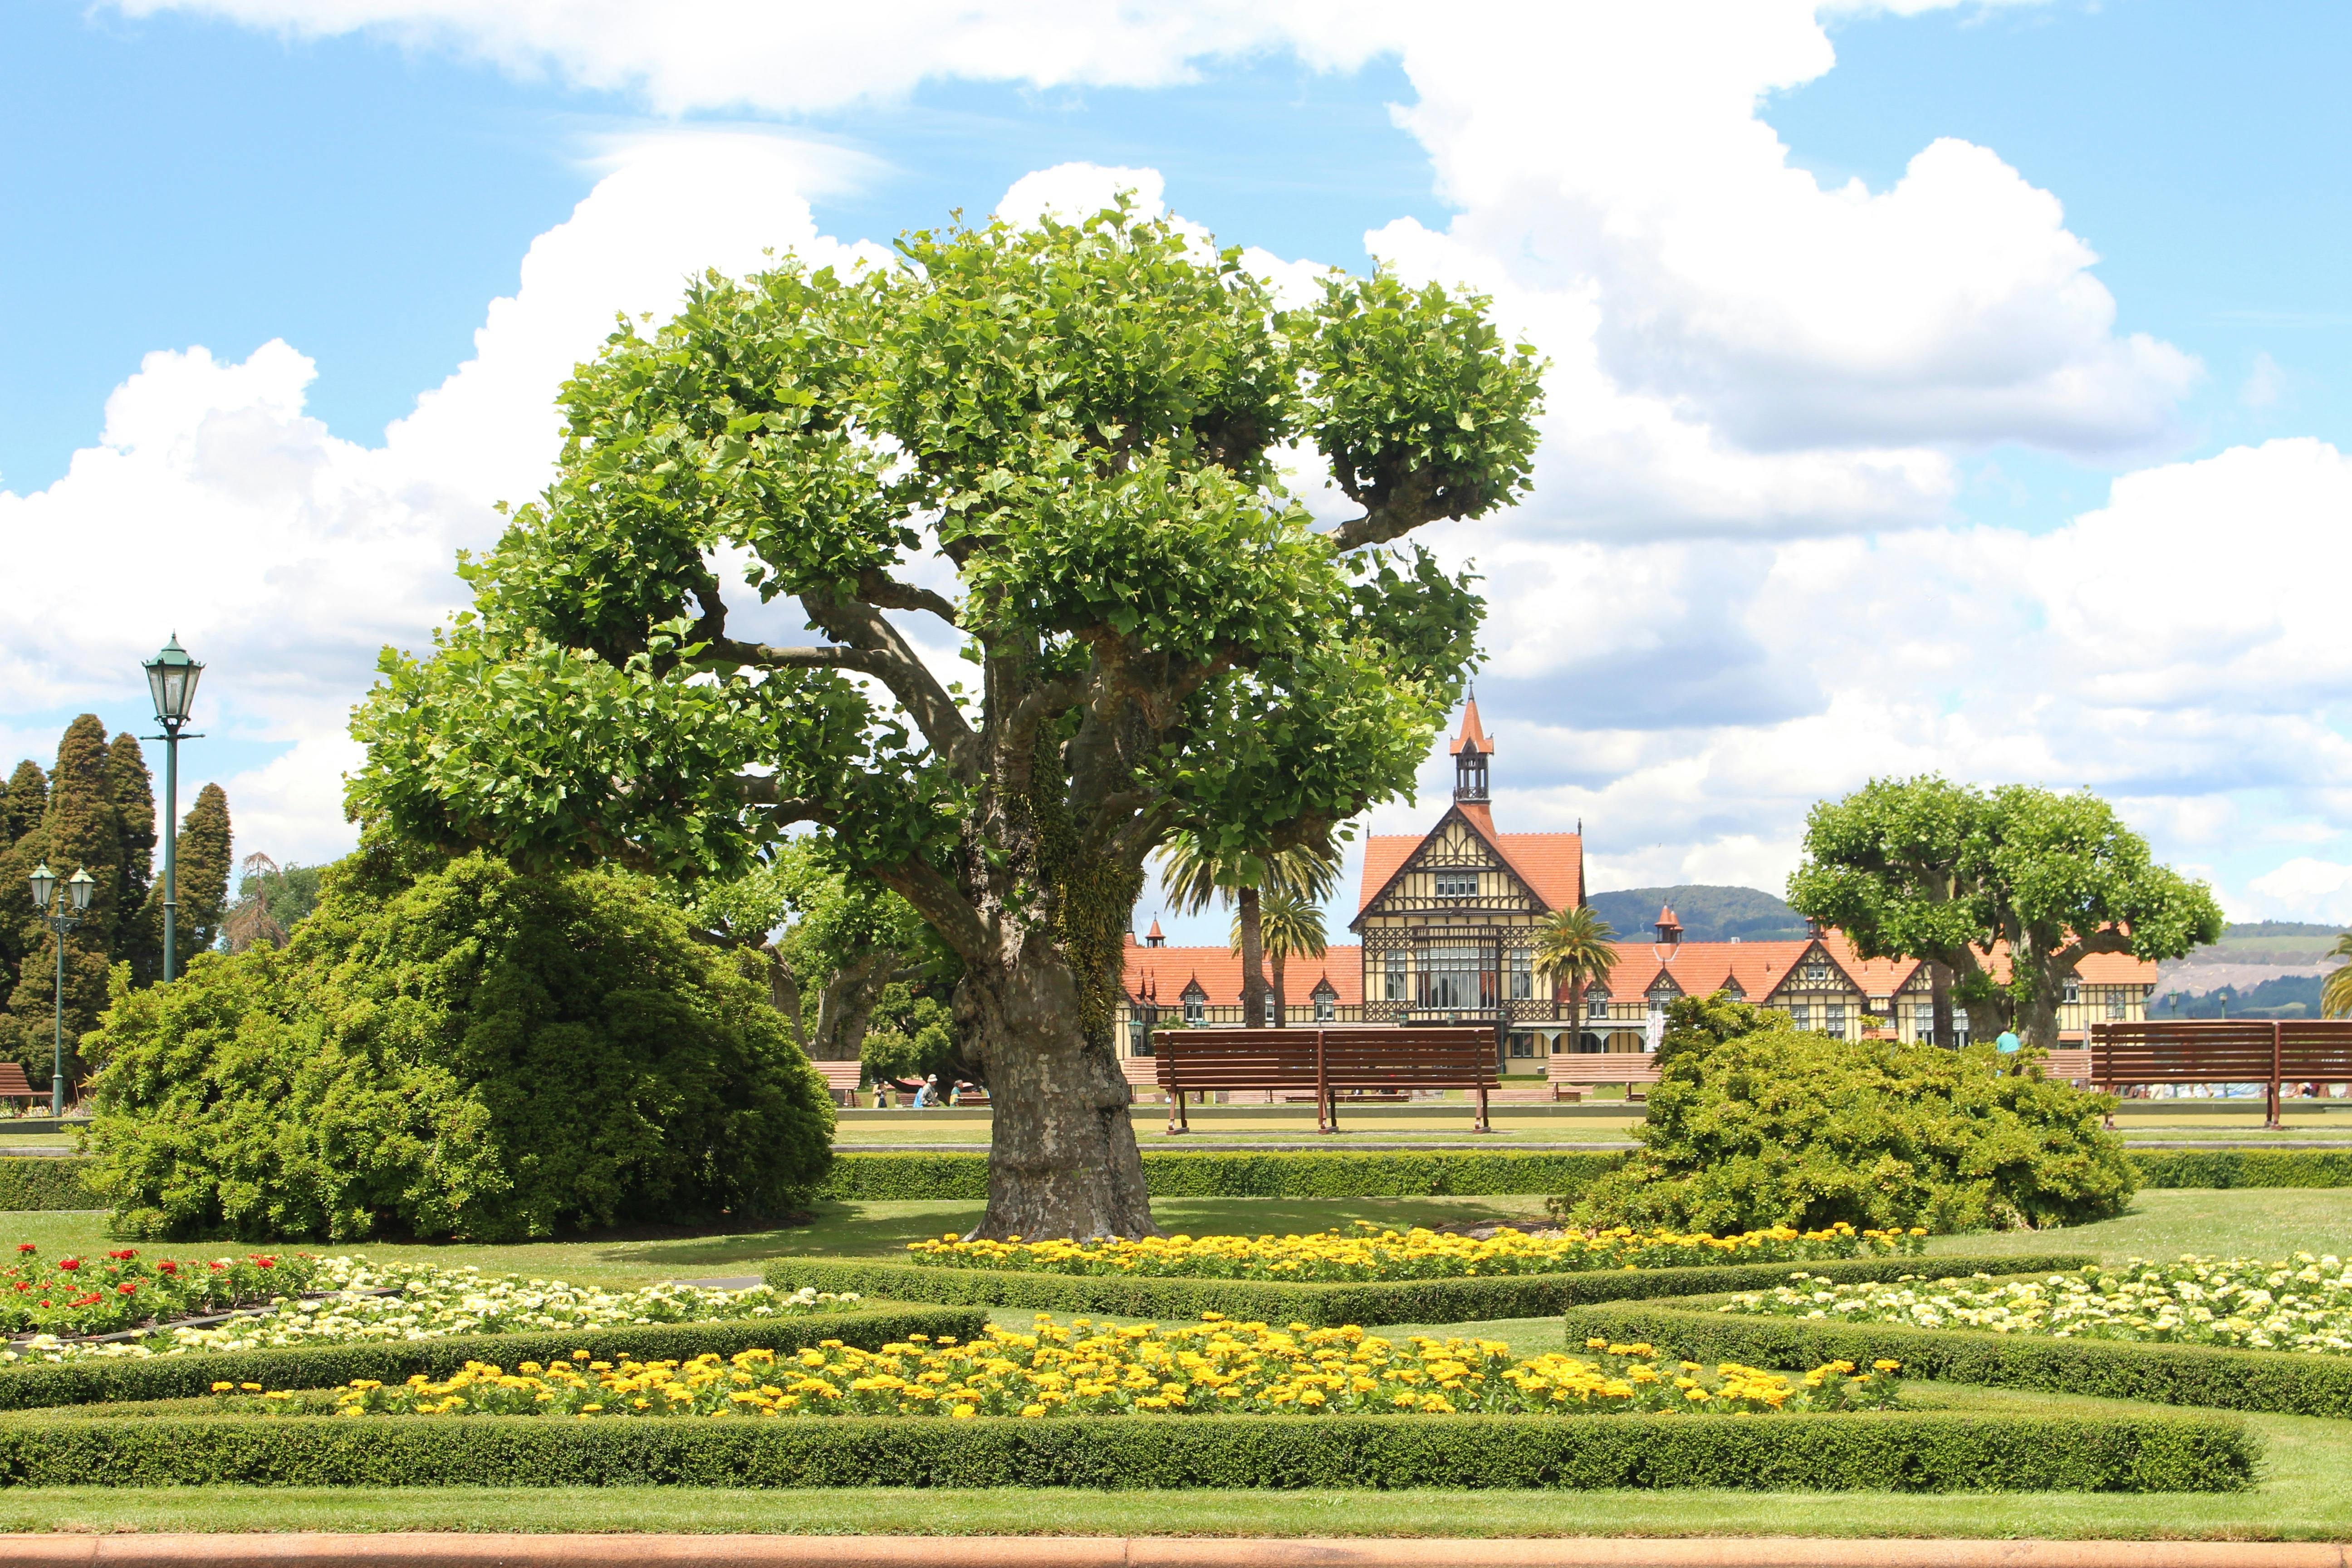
[0,1538,2344,1568]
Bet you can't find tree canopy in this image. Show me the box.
[1788,777,2224,1047]
[348,201,1543,1238]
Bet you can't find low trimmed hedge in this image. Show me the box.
[818,1150,1628,1201]
[764,1254,2093,1328]
[2131,1148,2352,1188]
[0,1306,988,1413]
[1557,1301,2352,1420]
[0,1156,94,1211]
[0,1411,2255,1491]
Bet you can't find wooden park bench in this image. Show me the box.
[2089,1020,2352,1129]
[0,1061,34,1111]
[812,1060,863,1107]
[1546,1051,1661,1102]
[2038,1048,2092,1086]
[1150,1026,1497,1134]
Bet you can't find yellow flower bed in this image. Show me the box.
[905,1222,1928,1281]
[263,1316,1904,1421]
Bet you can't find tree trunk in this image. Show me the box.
[1569,981,1585,1049]
[962,939,1158,1240]
[812,949,893,1061]
[2019,965,2067,1051]
[1235,885,1269,1028]
[1269,948,1288,1027]
[763,943,808,1049]
[1927,961,1954,1050]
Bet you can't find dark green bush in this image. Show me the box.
[1559,1301,2352,1419]
[0,1307,987,1412]
[0,1157,96,1212]
[767,1254,2091,1328]
[0,1411,2254,1491]
[818,1149,1627,1202]
[2132,1149,2352,1189]
[1565,1026,2135,1233]
[79,843,835,1242]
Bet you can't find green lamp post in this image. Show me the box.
[28,863,95,1115]
[142,635,205,981]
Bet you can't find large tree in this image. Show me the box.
[351,203,1540,1239]
[1788,777,2224,1049]
[4,716,127,1090]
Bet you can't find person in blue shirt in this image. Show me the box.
[1994,1030,2022,1053]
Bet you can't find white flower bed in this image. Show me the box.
[1,1255,856,1364]
[1718,1254,2352,1355]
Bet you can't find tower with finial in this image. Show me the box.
[1655,902,1682,948]
[1450,690,1491,804]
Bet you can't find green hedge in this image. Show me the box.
[818,1150,1629,1201]
[0,1156,95,1211]
[1557,1301,2352,1420]
[2130,1149,2352,1189]
[766,1254,2092,1328]
[0,1411,2255,1491]
[0,1307,988,1413]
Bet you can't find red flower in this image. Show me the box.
[108,1249,137,1261]
[14,1243,32,1254]
[157,1261,178,1275]
[209,1261,225,1271]
[57,1258,79,1271]
[117,1282,137,1295]
[253,1257,276,1269]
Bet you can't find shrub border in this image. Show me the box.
[1557,1299,2352,1420]
[0,1157,95,1212]
[0,1307,989,1413]
[2130,1149,2352,1189]
[763,1254,2094,1328]
[0,1411,2255,1492]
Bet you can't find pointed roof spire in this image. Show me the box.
[1449,692,1491,755]
[1146,917,1166,947]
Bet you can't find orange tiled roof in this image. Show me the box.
[1450,696,1491,755]
[1355,808,1583,921]
[1588,929,2156,1002]
[1122,943,1363,1008]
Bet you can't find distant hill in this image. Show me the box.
[2174,921,2347,971]
[1586,885,1810,944]
[2153,973,2326,1020]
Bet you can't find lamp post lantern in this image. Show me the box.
[141,635,204,982]
[29,864,96,1115]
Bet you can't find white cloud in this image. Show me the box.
[0,133,884,863]
[2247,859,2352,925]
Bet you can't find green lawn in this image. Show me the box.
[1918,1188,2351,1264]
[0,1380,2342,1538]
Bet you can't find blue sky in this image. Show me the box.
[5,0,2351,937]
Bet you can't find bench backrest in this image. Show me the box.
[812,1060,864,1090]
[0,1062,34,1098]
[1149,1027,1496,1091]
[2039,1049,2093,1083]
[1546,1054,1661,1083]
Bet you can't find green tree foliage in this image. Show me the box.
[0,761,46,1014]
[348,201,1541,1239]
[83,841,834,1241]
[1565,995,2135,1234]
[2324,934,2352,1019]
[168,781,233,963]
[1250,884,1330,1024]
[1160,835,1339,1026]
[1532,906,1618,1036]
[1788,777,2225,1048]
[861,984,958,1091]
[4,717,127,1090]
[0,760,48,843]
[224,855,327,953]
[106,734,160,984]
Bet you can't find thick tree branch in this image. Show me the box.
[856,568,960,626]
[1323,472,1444,553]
[874,857,993,967]
[804,584,978,777]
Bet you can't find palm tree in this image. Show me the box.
[1247,887,1329,1027]
[2324,932,2352,1019]
[1532,905,1619,1052]
[1156,833,1339,1027]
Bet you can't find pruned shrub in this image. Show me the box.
[79,842,834,1242]
[1560,1021,2134,1233]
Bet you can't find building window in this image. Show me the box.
[1823,1004,1845,1038]
[1434,871,1477,898]
[1586,991,1610,1020]
[1183,996,1205,1024]
[1129,1018,1152,1054]
[1264,992,1277,1025]
[2106,994,2127,1020]
[1508,1033,1536,1058]
[1385,950,1408,1001]
[2063,975,2081,1004]
[1788,1004,1811,1031]
[1509,948,1532,1000]
[1803,961,1829,985]
[1420,946,1484,1010]
[1314,992,1336,1022]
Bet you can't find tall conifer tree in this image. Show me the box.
[108,734,161,983]
[0,760,43,1014]
[3,717,125,1093]
[0,760,44,843]
[172,783,234,962]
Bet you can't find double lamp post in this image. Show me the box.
[26,637,202,1116]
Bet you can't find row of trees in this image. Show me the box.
[0,715,231,1093]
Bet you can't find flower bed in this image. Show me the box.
[4,1251,857,1365]
[256,1318,1903,1422]
[1717,1255,2352,1356]
[5,1245,320,1338]
[905,1223,1927,1282]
